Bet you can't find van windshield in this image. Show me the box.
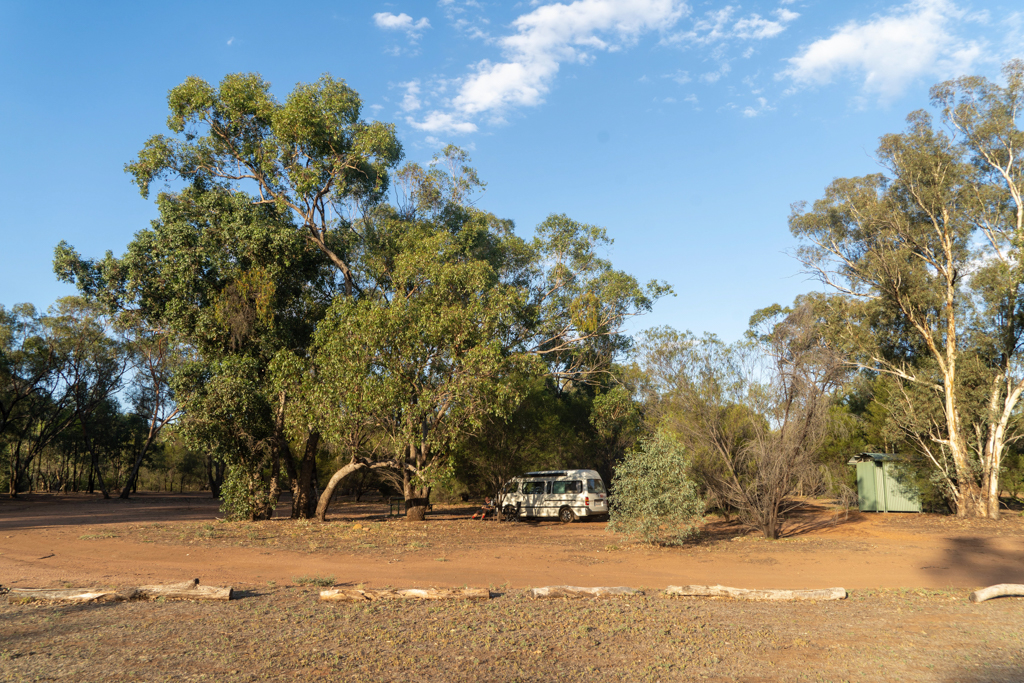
[587,479,606,494]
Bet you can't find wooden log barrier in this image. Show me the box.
[134,579,233,601]
[320,587,491,602]
[7,579,233,603]
[969,584,1024,604]
[7,588,120,603]
[666,585,847,601]
[528,586,637,599]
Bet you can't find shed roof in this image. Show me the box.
[847,452,903,465]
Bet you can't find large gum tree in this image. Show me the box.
[791,60,1024,518]
[57,73,402,518]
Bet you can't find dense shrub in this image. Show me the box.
[609,432,704,545]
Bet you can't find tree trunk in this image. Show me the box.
[8,441,23,498]
[315,459,367,521]
[404,440,431,521]
[206,455,224,498]
[120,430,158,500]
[404,482,431,521]
[291,431,320,519]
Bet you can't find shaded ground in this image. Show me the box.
[2,493,1024,682]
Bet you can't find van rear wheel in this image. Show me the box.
[558,507,576,524]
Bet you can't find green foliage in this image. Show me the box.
[609,432,704,545]
[789,60,1024,517]
[52,72,669,516]
[219,463,274,522]
[529,214,672,388]
[310,223,539,474]
[1,298,128,495]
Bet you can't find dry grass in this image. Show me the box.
[2,588,1023,682]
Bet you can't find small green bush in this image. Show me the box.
[609,431,704,545]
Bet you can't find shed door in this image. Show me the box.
[856,462,880,512]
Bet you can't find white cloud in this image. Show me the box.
[700,62,731,83]
[665,5,799,46]
[664,69,691,84]
[407,111,479,134]
[457,0,684,114]
[398,80,422,112]
[780,0,985,100]
[410,0,685,131]
[373,12,432,38]
[226,37,235,46]
[742,96,774,117]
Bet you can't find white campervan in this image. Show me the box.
[499,469,609,523]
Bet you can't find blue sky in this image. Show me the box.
[2,0,1022,341]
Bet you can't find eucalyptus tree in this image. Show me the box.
[56,187,327,518]
[790,60,1024,518]
[528,214,671,390]
[56,72,667,520]
[307,214,541,520]
[57,72,403,518]
[301,145,667,520]
[127,72,403,296]
[118,321,182,499]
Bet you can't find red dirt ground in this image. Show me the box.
[2,492,1023,592]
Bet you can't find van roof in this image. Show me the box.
[521,469,601,478]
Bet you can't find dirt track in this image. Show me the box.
[4,494,1024,682]
[2,492,1023,591]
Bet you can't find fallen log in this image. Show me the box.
[320,587,491,602]
[8,588,120,603]
[969,584,1024,604]
[666,585,846,601]
[528,586,637,599]
[135,579,233,601]
[8,579,233,603]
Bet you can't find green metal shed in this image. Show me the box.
[848,453,922,513]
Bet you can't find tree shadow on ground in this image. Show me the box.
[942,661,1024,682]
[699,500,870,541]
[923,536,1024,587]
[0,492,221,531]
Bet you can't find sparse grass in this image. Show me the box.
[1,590,1018,682]
[292,575,335,587]
[78,532,118,540]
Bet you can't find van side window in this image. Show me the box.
[587,479,606,494]
[552,481,582,494]
[522,481,546,495]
